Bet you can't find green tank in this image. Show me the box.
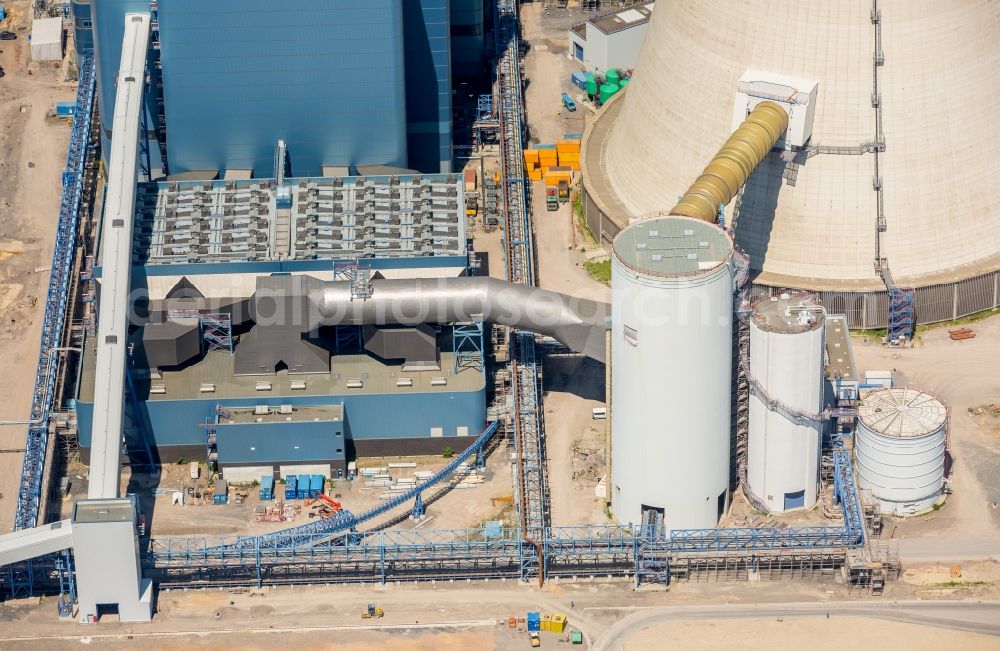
[605,69,620,86]
[585,74,598,98]
[599,82,619,104]
[619,78,630,88]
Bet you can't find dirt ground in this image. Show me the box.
[0,1,77,531]
[104,450,518,538]
[851,313,1000,540]
[2,576,999,650]
[622,617,999,651]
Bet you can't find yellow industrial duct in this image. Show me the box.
[669,101,788,222]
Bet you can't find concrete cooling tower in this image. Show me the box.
[581,0,1000,328]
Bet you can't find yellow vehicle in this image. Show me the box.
[361,603,384,619]
[529,631,541,647]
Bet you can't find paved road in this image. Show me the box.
[592,600,1000,651]
[896,537,1000,562]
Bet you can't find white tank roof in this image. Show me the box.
[858,388,946,438]
[586,0,1000,291]
[612,215,732,277]
[751,292,824,334]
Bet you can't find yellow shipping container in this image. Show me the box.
[541,614,552,632]
[556,141,581,154]
[523,149,539,164]
[550,614,567,633]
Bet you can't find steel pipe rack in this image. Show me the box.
[14,51,97,531]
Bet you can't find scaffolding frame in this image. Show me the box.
[453,321,485,372]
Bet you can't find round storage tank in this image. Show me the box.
[855,388,947,516]
[746,293,825,513]
[599,83,619,104]
[610,215,734,532]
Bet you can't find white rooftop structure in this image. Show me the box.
[582,0,1000,325]
[31,17,64,61]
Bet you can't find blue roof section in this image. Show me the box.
[76,389,486,449]
[216,419,346,465]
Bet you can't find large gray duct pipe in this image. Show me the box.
[249,275,610,362]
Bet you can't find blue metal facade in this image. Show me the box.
[91,1,467,176]
[216,420,346,465]
[451,0,485,77]
[76,387,487,453]
[72,0,95,52]
[157,0,407,176]
[403,0,453,173]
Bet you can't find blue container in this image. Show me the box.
[284,475,298,500]
[55,101,76,117]
[213,480,228,505]
[310,474,324,497]
[571,70,588,91]
[296,476,311,499]
[527,612,541,631]
[0,6,5,22]
[259,475,274,501]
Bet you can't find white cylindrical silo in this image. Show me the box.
[746,293,825,513]
[855,388,947,516]
[610,215,734,533]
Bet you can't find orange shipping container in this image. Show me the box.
[556,141,581,154]
[538,150,558,161]
[523,149,539,164]
[529,169,543,181]
[558,152,580,164]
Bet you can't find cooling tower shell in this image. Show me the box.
[610,216,733,532]
[855,388,947,515]
[746,293,825,513]
[580,0,1000,327]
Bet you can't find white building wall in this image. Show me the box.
[222,465,274,484]
[610,252,733,532]
[30,17,64,61]
[603,23,651,72]
[279,463,331,479]
[571,22,651,74]
[73,500,152,623]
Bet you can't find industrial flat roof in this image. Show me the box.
[73,499,135,524]
[79,346,483,403]
[219,405,344,424]
[824,314,857,381]
[752,292,824,334]
[589,3,654,35]
[129,174,466,266]
[858,388,946,438]
[31,17,63,45]
[612,215,732,277]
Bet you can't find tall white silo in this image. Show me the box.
[610,215,734,532]
[855,388,947,516]
[746,293,825,513]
